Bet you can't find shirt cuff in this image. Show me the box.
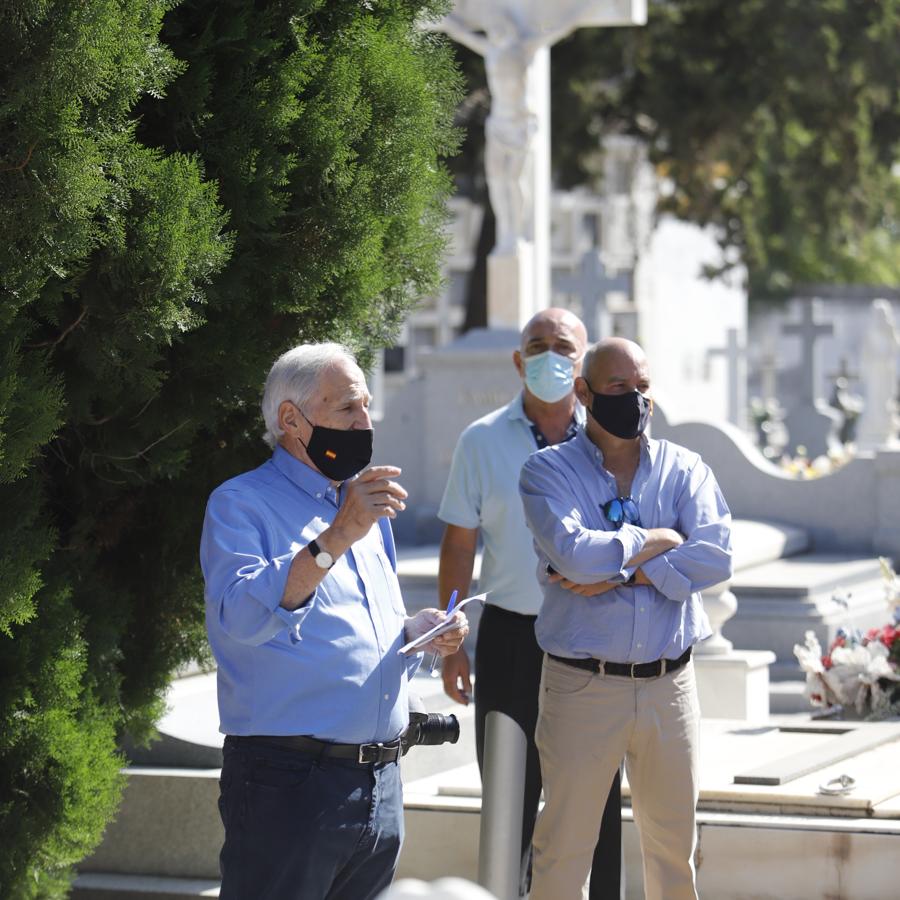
[245,548,317,641]
[608,525,647,581]
[244,549,298,612]
[640,553,693,603]
[275,595,317,644]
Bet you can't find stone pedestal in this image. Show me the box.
[487,243,536,330]
[694,650,777,721]
[698,583,738,654]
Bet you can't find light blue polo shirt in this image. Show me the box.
[438,393,584,616]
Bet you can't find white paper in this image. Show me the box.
[397,592,488,655]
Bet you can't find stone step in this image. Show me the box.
[73,874,219,899]
[726,553,889,676]
[769,680,814,715]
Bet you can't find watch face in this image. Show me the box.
[315,550,334,569]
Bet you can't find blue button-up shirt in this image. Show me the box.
[519,428,733,663]
[200,446,419,742]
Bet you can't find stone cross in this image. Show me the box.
[434,1,647,329]
[554,250,631,340]
[780,298,841,458]
[781,298,834,405]
[705,327,748,428]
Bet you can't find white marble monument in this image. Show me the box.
[435,1,647,329]
[856,299,900,451]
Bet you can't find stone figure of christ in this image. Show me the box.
[439,2,615,255]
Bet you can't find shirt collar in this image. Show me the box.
[575,426,658,468]
[271,444,336,501]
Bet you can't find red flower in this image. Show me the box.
[821,655,833,670]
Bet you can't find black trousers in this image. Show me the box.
[474,604,622,899]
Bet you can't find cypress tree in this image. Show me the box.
[0,1,459,895]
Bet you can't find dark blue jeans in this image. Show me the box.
[218,736,403,900]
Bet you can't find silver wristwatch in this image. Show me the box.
[308,538,334,570]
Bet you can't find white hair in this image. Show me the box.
[261,342,358,448]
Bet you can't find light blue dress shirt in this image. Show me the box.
[519,428,733,663]
[200,446,419,743]
[438,392,584,616]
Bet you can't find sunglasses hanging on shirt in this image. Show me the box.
[602,496,641,529]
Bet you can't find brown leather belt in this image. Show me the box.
[235,733,402,764]
[548,646,692,679]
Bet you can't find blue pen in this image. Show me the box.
[429,589,458,676]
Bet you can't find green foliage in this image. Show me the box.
[547,0,900,299]
[0,0,459,894]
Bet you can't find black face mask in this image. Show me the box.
[298,411,373,482]
[585,385,652,439]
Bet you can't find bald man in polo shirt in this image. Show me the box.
[437,309,622,899]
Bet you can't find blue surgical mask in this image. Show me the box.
[524,350,576,403]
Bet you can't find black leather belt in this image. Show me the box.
[549,646,692,679]
[235,734,402,765]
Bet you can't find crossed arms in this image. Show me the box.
[519,455,733,604]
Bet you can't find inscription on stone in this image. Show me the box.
[459,389,510,408]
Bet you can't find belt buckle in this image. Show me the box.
[629,662,638,680]
[359,741,400,764]
[358,742,380,764]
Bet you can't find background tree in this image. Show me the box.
[449,0,900,307]
[0,1,459,895]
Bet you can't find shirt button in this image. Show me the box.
[637,643,643,649]
[640,607,645,612]
[316,492,322,499]
[383,693,389,700]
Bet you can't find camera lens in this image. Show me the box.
[415,712,460,746]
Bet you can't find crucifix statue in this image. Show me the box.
[434,1,647,329]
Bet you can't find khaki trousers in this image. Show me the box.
[531,656,701,900]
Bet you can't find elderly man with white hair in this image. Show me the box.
[200,343,468,900]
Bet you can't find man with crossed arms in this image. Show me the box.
[520,337,732,900]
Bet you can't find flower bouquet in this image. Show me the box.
[793,557,900,720]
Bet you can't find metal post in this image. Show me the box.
[478,710,527,900]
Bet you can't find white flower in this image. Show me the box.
[794,632,838,708]
[827,641,900,715]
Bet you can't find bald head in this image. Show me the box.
[519,307,587,357]
[582,338,648,387]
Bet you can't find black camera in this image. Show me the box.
[401,691,460,754]
[401,711,460,754]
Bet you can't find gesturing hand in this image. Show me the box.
[330,465,408,545]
